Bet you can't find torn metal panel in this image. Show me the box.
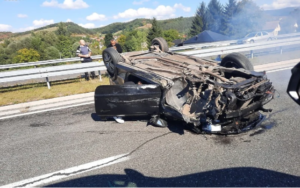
[96,45,276,134]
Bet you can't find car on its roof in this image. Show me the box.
[94,37,275,134]
[237,31,274,44]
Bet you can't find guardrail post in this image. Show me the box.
[46,77,51,89]
[250,50,254,59]
[98,70,102,81]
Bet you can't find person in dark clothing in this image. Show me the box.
[108,39,123,53]
[107,39,124,123]
[76,40,95,80]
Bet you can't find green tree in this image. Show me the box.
[13,48,40,63]
[5,42,18,55]
[45,46,60,60]
[118,34,127,51]
[30,36,42,51]
[0,45,4,55]
[72,41,79,56]
[29,36,50,60]
[104,33,113,47]
[136,30,148,50]
[89,40,102,55]
[124,30,140,51]
[206,0,224,33]
[1,41,19,64]
[18,37,33,49]
[189,2,206,37]
[56,35,72,58]
[2,39,10,48]
[221,0,238,36]
[36,31,59,46]
[163,29,181,46]
[0,45,6,65]
[56,22,69,36]
[125,36,138,52]
[147,18,163,47]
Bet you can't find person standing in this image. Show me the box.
[108,39,123,53]
[76,40,95,80]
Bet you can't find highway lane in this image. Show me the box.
[0,69,300,187]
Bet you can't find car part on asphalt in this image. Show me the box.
[96,38,275,134]
[149,115,168,128]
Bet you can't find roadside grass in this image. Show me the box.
[0,75,109,106]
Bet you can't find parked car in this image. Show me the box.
[237,31,273,44]
[95,38,275,134]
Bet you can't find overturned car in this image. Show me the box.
[95,38,275,134]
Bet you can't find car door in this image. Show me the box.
[256,32,263,42]
[262,31,270,41]
[94,84,161,118]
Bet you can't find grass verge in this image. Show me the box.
[0,75,109,106]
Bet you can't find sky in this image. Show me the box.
[0,0,299,33]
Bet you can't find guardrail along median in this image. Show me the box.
[1,32,300,89]
[0,62,106,89]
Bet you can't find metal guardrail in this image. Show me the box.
[179,37,300,57]
[1,32,300,89]
[169,32,300,51]
[169,40,237,51]
[0,55,103,70]
[1,33,299,70]
[0,62,106,89]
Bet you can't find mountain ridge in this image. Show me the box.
[0,17,193,41]
[1,6,298,41]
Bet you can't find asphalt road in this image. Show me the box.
[0,69,300,187]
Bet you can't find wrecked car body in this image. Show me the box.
[95,38,275,134]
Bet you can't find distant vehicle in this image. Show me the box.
[237,31,274,44]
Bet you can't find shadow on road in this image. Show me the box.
[47,167,300,187]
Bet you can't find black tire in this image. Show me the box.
[151,37,169,52]
[221,53,254,71]
[267,37,272,41]
[250,40,254,43]
[102,47,123,78]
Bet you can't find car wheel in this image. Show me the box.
[151,37,169,52]
[102,47,123,78]
[221,53,254,71]
[250,40,254,43]
[267,37,272,41]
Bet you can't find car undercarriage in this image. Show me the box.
[96,38,275,134]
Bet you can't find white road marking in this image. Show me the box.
[0,101,94,120]
[265,66,294,73]
[0,153,130,188]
